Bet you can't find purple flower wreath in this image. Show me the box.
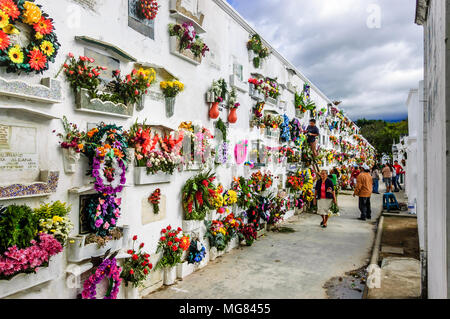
[92,155,127,195]
[81,257,122,299]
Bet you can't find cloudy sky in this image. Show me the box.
[226,0,423,121]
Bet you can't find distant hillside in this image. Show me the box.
[355,119,409,156]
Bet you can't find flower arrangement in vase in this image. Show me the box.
[246,34,270,68]
[160,80,184,117]
[126,120,184,176]
[182,171,217,221]
[63,54,155,109]
[155,225,190,270]
[137,0,159,20]
[148,189,161,214]
[207,78,228,119]
[121,235,153,288]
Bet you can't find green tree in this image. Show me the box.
[355,119,408,156]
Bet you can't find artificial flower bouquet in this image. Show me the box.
[262,114,283,129]
[187,239,206,264]
[208,78,228,103]
[249,171,274,193]
[126,120,184,175]
[155,225,190,270]
[231,176,256,210]
[137,0,159,20]
[204,220,229,251]
[182,171,217,220]
[63,54,155,106]
[238,224,257,247]
[168,22,209,58]
[160,80,184,98]
[56,116,85,153]
[0,204,63,280]
[246,34,270,68]
[35,201,73,246]
[121,235,153,288]
[148,189,161,214]
[228,87,240,109]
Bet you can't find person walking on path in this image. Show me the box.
[306,119,320,157]
[353,164,373,221]
[391,163,399,192]
[381,163,393,193]
[393,160,404,191]
[371,165,380,194]
[314,170,337,228]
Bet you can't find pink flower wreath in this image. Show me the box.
[81,257,122,299]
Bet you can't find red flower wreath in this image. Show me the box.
[139,0,159,20]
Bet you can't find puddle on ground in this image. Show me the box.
[323,266,367,299]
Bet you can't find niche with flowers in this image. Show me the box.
[128,0,157,39]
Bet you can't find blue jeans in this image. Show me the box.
[395,175,402,190]
[372,179,379,193]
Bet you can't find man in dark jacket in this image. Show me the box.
[306,119,320,157]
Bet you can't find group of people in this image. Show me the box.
[305,118,406,227]
[312,161,406,228]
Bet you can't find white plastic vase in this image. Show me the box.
[163,266,177,285]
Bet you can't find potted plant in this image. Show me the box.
[160,80,184,117]
[155,226,190,285]
[120,235,153,299]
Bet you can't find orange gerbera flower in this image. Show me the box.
[28,48,47,71]
[0,29,10,50]
[33,16,53,35]
[0,0,19,20]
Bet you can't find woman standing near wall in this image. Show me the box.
[314,170,337,228]
[371,165,380,194]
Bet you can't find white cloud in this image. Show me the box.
[227,0,423,121]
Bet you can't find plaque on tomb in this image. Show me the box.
[128,0,155,39]
[0,124,38,172]
[84,48,120,85]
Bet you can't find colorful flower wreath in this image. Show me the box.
[81,256,122,299]
[138,0,159,20]
[0,0,60,74]
[83,124,129,196]
[85,194,121,237]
